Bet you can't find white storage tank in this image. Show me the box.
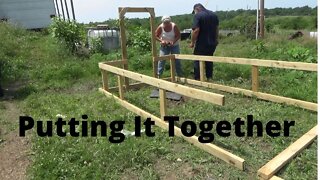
[309,32,318,39]
[87,25,120,51]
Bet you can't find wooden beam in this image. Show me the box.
[257,126,317,179]
[176,78,317,112]
[107,77,173,92]
[269,176,284,180]
[101,70,109,91]
[159,89,167,120]
[175,55,318,72]
[104,60,128,67]
[200,61,206,82]
[252,65,259,92]
[118,8,130,89]
[170,56,176,82]
[99,63,225,106]
[117,75,124,99]
[119,7,153,13]
[154,55,175,62]
[149,8,157,78]
[99,88,245,170]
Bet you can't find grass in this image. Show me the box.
[0,22,317,179]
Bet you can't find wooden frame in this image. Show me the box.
[99,62,246,170]
[171,54,318,112]
[258,126,317,179]
[100,8,317,177]
[118,7,157,79]
[99,63,225,106]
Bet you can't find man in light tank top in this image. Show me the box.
[155,16,183,78]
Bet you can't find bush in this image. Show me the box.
[127,27,151,52]
[49,17,85,53]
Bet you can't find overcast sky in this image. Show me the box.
[58,0,317,23]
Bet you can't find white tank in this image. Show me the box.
[310,32,317,39]
[87,28,120,51]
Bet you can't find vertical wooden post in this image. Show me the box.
[170,56,176,82]
[118,8,130,89]
[118,75,125,99]
[149,9,158,78]
[101,70,109,91]
[200,61,206,82]
[159,89,167,120]
[252,65,259,92]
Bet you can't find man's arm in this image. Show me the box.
[190,27,199,48]
[155,26,163,42]
[173,25,181,44]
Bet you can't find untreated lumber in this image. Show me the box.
[103,60,128,66]
[107,78,173,92]
[154,55,175,62]
[269,176,284,180]
[175,55,317,72]
[99,88,245,170]
[99,63,225,106]
[176,78,317,112]
[257,126,318,180]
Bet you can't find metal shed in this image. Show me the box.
[0,0,56,29]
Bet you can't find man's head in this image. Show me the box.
[192,3,206,14]
[161,15,171,25]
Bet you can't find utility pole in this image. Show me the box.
[259,0,265,38]
[256,0,259,40]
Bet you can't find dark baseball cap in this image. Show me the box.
[192,3,206,14]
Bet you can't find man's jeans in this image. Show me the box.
[193,47,217,80]
[158,45,183,77]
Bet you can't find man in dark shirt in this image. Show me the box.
[190,3,219,80]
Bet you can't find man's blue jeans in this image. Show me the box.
[158,45,183,77]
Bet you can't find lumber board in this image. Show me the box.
[177,78,317,112]
[107,77,173,92]
[175,54,317,72]
[99,88,245,170]
[269,176,284,180]
[200,61,206,82]
[117,75,124,99]
[154,55,175,62]
[257,126,318,180]
[99,63,225,106]
[101,70,109,91]
[170,57,176,82]
[252,65,259,92]
[104,60,128,66]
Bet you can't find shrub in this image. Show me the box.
[49,17,85,53]
[128,27,151,52]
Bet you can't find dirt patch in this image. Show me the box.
[0,131,31,180]
[0,100,31,180]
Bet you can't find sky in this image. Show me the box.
[57,0,318,23]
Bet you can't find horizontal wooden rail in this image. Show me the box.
[103,60,128,66]
[153,55,175,62]
[175,54,317,72]
[99,88,245,170]
[176,78,317,112]
[99,63,225,106]
[257,126,318,179]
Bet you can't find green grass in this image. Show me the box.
[0,22,317,180]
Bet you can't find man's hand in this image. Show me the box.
[189,42,195,48]
[160,40,167,46]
